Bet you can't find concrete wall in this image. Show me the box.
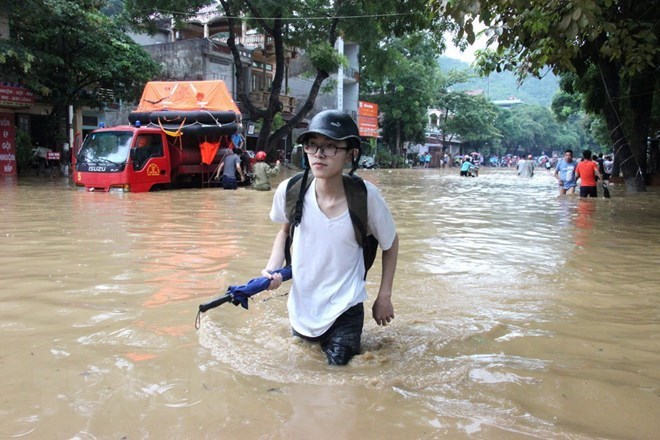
[0,6,9,40]
[141,39,238,97]
[143,39,208,81]
[138,35,360,125]
[286,43,360,118]
[127,30,170,46]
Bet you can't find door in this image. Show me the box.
[129,133,170,191]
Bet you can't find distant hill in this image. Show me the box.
[438,56,560,108]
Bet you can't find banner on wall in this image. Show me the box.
[0,113,17,177]
[0,84,35,108]
[358,101,379,138]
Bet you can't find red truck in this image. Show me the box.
[73,80,242,192]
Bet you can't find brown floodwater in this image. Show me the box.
[1,168,658,439]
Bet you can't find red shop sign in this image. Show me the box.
[0,113,17,177]
[0,84,35,108]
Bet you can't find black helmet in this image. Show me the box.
[296,110,360,150]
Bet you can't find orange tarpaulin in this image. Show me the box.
[199,140,221,165]
[135,80,241,114]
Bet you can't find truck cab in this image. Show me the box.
[74,125,170,192]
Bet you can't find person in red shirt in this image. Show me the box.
[575,150,603,198]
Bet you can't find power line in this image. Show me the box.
[127,6,416,22]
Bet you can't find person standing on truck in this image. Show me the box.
[218,149,245,190]
[252,151,280,191]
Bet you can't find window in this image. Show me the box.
[82,115,98,127]
[133,134,164,170]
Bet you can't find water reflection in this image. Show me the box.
[1,170,659,438]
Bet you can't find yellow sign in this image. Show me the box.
[77,172,81,181]
[146,163,160,176]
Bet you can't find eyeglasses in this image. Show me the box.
[303,143,349,157]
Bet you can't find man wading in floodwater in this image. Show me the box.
[261,110,399,365]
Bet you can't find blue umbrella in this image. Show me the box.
[197,266,292,313]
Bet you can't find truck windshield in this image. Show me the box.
[78,131,133,164]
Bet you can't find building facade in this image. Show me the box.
[125,7,360,153]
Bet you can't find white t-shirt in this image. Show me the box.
[270,177,397,337]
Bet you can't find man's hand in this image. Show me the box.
[372,295,394,326]
[261,269,283,290]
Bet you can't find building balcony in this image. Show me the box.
[249,90,296,114]
[343,67,359,83]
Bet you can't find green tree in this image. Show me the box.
[434,0,659,192]
[442,93,500,152]
[2,0,160,142]
[361,32,444,154]
[494,104,570,156]
[552,91,582,124]
[124,0,444,153]
[518,105,560,152]
[433,68,471,150]
[551,78,603,153]
[493,108,521,154]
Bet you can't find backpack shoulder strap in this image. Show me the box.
[285,171,313,226]
[284,172,379,277]
[343,174,379,277]
[342,174,368,248]
[284,171,313,267]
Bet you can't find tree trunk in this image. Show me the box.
[221,0,339,154]
[628,67,655,186]
[268,70,329,151]
[396,121,401,156]
[598,60,646,192]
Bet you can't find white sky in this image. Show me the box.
[443,42,480,63]
[442,25,490,63]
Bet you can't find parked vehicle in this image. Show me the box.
[73,81,241,192]
[360,155,377,169]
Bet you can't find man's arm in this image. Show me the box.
[267,161,281,176]
[235,162,245,181]
[554,165,562,183]
[262,223,289,290]
[594,163,603,182]
[373,234,398,326]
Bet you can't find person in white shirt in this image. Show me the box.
[262,110,399,365]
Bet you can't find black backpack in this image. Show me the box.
[284,172,379,279]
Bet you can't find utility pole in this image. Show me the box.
[336,37,344,111]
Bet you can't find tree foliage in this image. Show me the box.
[430,68,500,150]
[361,32,446,153]
[2,0,161,142]
[124,0,446,152]
[449,94,500,147]
[489,103,600,157]
[493,105,559,154]
[433,0,659,191]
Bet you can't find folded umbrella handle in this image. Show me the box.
[195,292,232,329]
[195,266,293,329]
[198,292,233,313]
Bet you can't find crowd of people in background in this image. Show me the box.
[410,151,613,174]
[411,148,614,197]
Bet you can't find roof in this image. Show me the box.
[135,80,240,114]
